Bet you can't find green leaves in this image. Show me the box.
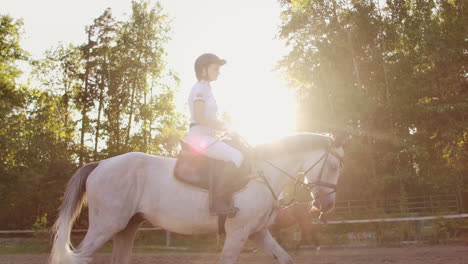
[278,0,468,206]
[0,1,184,229]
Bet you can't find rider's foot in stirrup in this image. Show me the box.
[225,206,239,218]
[210,205,239,218]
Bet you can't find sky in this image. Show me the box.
[2,0,296,144]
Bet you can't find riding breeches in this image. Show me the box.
[186,126,244,168]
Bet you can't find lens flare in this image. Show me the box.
[216,74,297,145]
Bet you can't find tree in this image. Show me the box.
[0,15,77,228]
[0,1,186,228]
[32,44,82,150]
[103,0,182,156]
[0,15,29,227]
[278,0,468,210]
[0,15,28,127]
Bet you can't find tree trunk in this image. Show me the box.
[125,79,137,146]
[63,80,71,150]
[94,79,104,159]
[148,82,154,154]
[142,89,148,153]
[79,32,92,166]
[347,30,363,90]
[347,28,377,181]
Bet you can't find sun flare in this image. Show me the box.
[215,71,297,146]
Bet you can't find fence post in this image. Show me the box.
[455,192,463,214]
[415,220,421,241]
[166,231,172,247]
[429,196,434,214]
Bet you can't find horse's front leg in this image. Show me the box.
[220,228,250,264]
[249,229,294,264]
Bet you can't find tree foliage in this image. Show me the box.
[0,1,184,229]
[278,0,467,210]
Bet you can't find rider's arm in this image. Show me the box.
[194,100,225,130]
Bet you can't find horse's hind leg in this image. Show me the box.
[249,229,294,264]
[111,214,144,264]
[75,211,131,263]
[75,222,122,262]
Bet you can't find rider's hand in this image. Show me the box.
[222,124,238,137]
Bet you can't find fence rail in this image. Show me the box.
[333,194,460,216]
[2,214,467,234]
[0,227,163,235]
[314,214,468,224]
[0,195,463,243]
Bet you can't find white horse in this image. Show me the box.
[50,133,344,264]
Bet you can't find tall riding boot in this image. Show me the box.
[210,161,239,218]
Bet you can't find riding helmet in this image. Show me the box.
[194,53,226,81]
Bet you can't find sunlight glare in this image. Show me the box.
[215,69,297,146]
[161,0,295,144]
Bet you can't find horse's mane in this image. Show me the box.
[254,133,334,158]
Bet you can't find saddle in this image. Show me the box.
[173,139,251,192]
[174,138,252,234]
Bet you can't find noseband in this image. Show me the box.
[301,147,343,195]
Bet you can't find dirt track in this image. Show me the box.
[1,245,466,264]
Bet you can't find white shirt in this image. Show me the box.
[188,81,219,125]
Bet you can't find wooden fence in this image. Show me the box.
[333,194,460,217]
[0,194,464,247]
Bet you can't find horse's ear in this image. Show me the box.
[333,130,350,148]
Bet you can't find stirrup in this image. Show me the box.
[225,207,239,218]
[210,206,239,218]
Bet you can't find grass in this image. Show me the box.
[0,231,220,255]
[2,220,466,255]
[0,237,50,254]
[0,238,209,255]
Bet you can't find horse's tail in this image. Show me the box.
[49,161,100,264]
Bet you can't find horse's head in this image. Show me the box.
[255,132,347,214]
[297,133,346,214]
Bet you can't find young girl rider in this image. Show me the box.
[186,53,243,217]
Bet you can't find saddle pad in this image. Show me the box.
[173,141,251,192]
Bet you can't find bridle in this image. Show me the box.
[256,145,343,223]
[259,145,343,201]
[231,133,343,204]
[301,147,344,195]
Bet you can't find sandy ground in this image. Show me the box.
[0,245,466,264]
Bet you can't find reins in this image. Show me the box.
[261,148,341,197]
[257,144,341,224]
[195,133,341,211]
[232,134,341,202]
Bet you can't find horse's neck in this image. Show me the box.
[254,154,302,198]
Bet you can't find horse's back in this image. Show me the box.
[86,152,176,197]
[95,152,175,173]
[101,151,175,165]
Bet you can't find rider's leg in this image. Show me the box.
[211,161,240,217]
[202,137,243,167]
[202,139,243,217]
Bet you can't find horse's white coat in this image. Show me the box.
[50,139,343,264]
